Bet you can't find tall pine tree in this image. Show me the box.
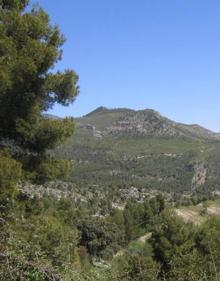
[0,0,79,181]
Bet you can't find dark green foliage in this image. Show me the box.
[2,186,220,280]
[0,150,22,189]
[35,159,72,183]
[112,253,160,281]
[123,201,149,241]
[54,134,200,197]
[150,210,195,273]
[0,0,29,10]
[78,217,122,259]
[0,0,78,181]
[107,209,126,242]
[0,194,78,280]
[195,217,220,277]
[121,197,165,242]
[146,210,220,280]
[52,108,220,204]
[1,2,220,281]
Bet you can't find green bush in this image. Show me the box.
[35,159,72,183]
[0,150,22,189]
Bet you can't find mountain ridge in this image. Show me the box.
[53,106,220,197]
[75,107,220,141]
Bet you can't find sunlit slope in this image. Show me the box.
[53,107,220,193]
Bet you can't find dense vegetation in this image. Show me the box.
[53,119,220,206]
[1,1,220,281]
[2,190,220,280]
[0,0,78,183]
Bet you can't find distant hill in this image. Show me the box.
[52,107,220,200]
[75,107,220,141]
[43,113,61,120]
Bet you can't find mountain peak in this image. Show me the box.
[85,106,109,116]
[84,106,135,117]
[77,107,220,141]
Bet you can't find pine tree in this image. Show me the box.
[0,0,79,181]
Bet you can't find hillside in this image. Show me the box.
[176,199,220,225]
[52,107,220,205]
[75,107,220,140]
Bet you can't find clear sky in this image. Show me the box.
[32,0,220,131]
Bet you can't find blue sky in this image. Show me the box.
[33,0,220,131]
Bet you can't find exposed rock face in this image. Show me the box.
[192,162,207,189]
[18,182,88,203]
[78,124,102,138]
[75,107,220,141]
[105,109,184,138]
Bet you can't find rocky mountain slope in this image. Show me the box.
[75,107,220,141]
[52,107,220,201]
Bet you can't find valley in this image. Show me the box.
[2,1,220,279]
[50,107,220,209]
